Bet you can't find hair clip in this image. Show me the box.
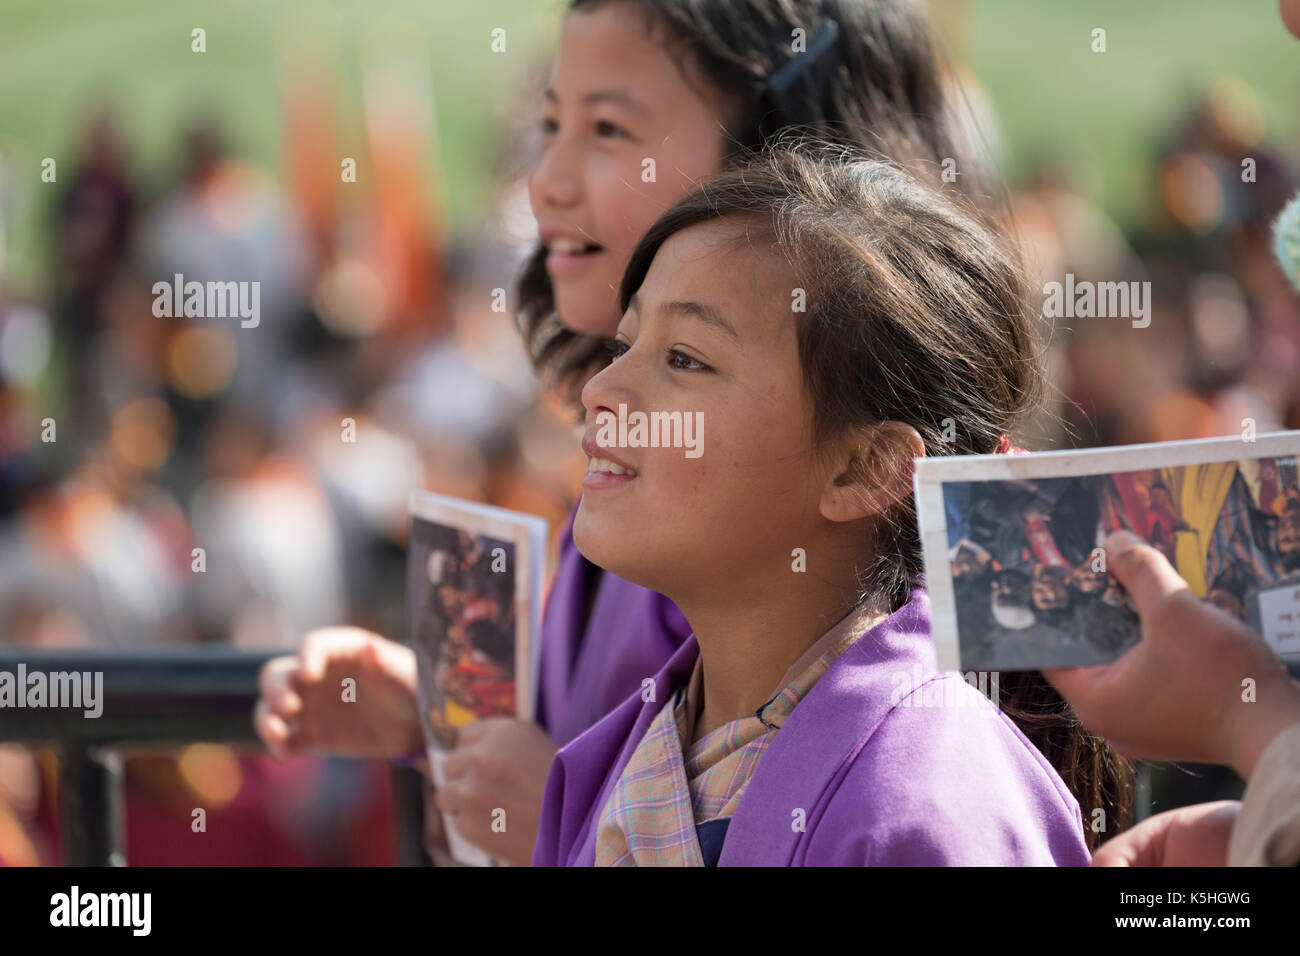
[995,434,1029,455]
[764,19,841,96]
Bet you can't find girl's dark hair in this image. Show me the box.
[616,145,1133,850]
[518,0,991,400]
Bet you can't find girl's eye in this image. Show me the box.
[540,116,558,136]
[605,339,630,360]
[595,119,629,139]
[667,349,709,372]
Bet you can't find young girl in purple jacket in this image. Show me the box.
[257,0,1131,864]
[536,146,1093,865]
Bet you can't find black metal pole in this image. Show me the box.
[391,764,433,867]
[0,648,275,744]
[60,744,125,866]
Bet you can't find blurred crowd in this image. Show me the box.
[0,57,581,863]
[1011,76,1300,448]
[0,52,1297,865]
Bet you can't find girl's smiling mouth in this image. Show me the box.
[581,435,638,489]
[543,232,606,275]
[586,455,635,476]
[582,455,638,490]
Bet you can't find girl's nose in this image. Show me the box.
[530,132,582,209]
[581,346,637,421]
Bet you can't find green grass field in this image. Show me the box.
[0,0,561,288]
[1,0,1297,288]
[966,0,1300,229]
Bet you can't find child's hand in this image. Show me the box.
[434,718,558,866]
[1043,530,1300,779]
[254,628,423,759]
[420,777,458,867]
[1092,801,1240,867]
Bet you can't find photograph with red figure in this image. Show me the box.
[920,432,1300,671]
[406,491,544,865]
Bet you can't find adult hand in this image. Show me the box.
[255,627,423,759]
[434,718,558,866]
[1092,800,1241,867]
[1043,530,1300,779]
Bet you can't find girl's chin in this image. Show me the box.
[572,507,614,560]
[573,510,646,581]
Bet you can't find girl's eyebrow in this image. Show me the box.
[543,86,650,116]
[629,293,738,340]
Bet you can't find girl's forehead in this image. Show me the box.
[641,223,798,335]
[654,220,786,277]
[551,4,716,112]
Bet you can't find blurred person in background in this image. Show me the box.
[1038,0,1300,868]
[49,110,136,442]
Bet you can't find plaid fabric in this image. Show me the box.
[593,690,704,866]
[594,622,869,867]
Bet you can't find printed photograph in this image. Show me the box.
[408,520,516,750]
[922,436,1300,670]
[405,491,544,866]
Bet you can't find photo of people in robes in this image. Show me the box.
[943,455,1300,669]
[407,520,517,750]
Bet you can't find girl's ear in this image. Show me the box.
[820,421,926,524]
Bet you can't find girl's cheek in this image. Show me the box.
[607,202,660,255]
[596,166,672,247]
[552,284,621,338]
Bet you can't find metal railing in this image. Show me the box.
[0,647,427,866]
[5,648,1295,864]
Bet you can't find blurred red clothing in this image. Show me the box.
[31,752,397,866]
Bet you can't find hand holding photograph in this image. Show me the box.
[406,491,546,866]
[917,431,1300,672]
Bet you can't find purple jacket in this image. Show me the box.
[535,508,691,746]
[533,587,1091,866]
